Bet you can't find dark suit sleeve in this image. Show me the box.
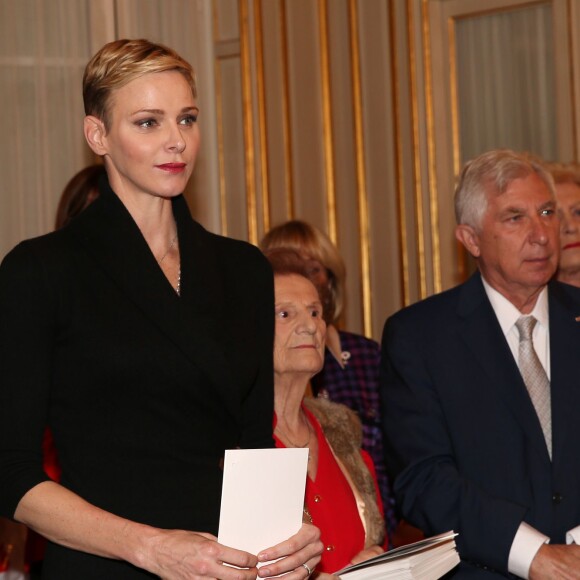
[0,243,52,517]
[380,312,527,574]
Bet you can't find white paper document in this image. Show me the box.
[218,448,309,556]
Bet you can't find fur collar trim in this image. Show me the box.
[303,397,385,547]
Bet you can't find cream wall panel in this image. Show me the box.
[391,0,422,305]
[0,0,94,259]
[428,0,577,291]
[245,0,428,337]
[215,0,267,243]
[540,1,573,159]
[454,4,557,161]
[426,0,459,288]
[217,57,248,240]
[260,0,294,226]
[215,0,240,41]
[5,0,580,340]
[410,0,437,299]
[88,0,116,53]
[358,0,403,338]
[284,0,328,226]
[326,0,363,334]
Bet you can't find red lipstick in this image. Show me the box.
[156,163,186,174]
[563,242,580,250]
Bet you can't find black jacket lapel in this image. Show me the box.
[69,180,240,421]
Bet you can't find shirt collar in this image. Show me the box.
[480,276,549,336]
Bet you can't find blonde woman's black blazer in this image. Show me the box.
[0,179,275,579]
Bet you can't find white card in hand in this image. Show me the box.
[217,448,308,556]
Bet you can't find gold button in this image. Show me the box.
[314,495,322,502]
[326,545,335,552]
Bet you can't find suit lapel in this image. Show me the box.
[70,181,240,422]
[548,282,580,467]
[456,273,550,460]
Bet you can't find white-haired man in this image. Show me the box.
[381,149,580,578]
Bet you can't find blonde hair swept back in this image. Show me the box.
[83,38,197,131]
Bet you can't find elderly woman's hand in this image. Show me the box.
[349,544,383,565]
[256,523,323,579]
[143,529,259,580]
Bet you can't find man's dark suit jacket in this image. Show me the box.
[0,179,275,578]
[380,272,580,578]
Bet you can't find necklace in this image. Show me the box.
[176,267,181,296]
[276,413,313,448]
[158,232,178,264]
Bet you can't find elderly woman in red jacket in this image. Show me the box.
[265,248,385,578]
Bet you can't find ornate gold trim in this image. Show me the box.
[348,0,372,336]
[240,0,258,244]
[281,0,294,218]
[447,9,475,282]
[407,0,427,298]
[567,0,578,160]
[422,0,442,294]
[451,1,549,22]
[389,2,410,306]
[319,0,338,243]
[448,14,461,176]
[254,0,271,233]
[213,2,228,236]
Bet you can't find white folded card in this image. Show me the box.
[218,448,309,557]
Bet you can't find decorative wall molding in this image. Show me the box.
[2,0,579,339]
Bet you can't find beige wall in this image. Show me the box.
[213,0,580,340]
[215,0,418,340]
[1,0,579,341]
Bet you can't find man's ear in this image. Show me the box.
[455,224,481,258]
[84,115,107,156]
